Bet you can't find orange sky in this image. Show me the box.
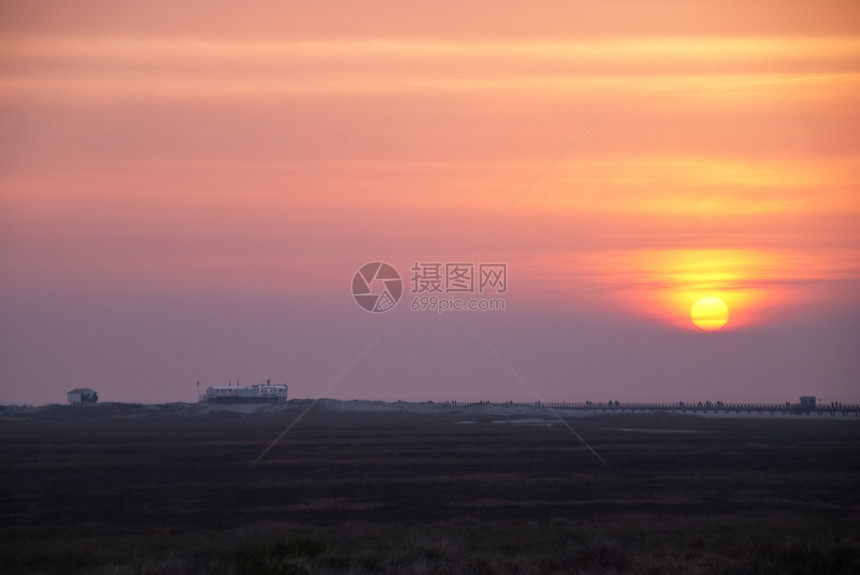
[1,1,858,404]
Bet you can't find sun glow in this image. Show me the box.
[536,249,790,330]
[690,297,730,331]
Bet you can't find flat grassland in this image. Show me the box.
[1,401,858,574]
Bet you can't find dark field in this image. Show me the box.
[1,401,859,574]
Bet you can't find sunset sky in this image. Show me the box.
[1,1,858,405]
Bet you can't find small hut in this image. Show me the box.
[67,388,98,405]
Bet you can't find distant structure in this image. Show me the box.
[799,396,817,410]
[201,379,288,403]
[67,388,98,405]
[443,395,857,417]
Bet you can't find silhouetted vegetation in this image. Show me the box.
[1,402,858,573]
[233,536,327,575]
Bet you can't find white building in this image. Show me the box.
[201,380,288,403]
[67,388,98,404]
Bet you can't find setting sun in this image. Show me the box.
[691,297,730,331]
